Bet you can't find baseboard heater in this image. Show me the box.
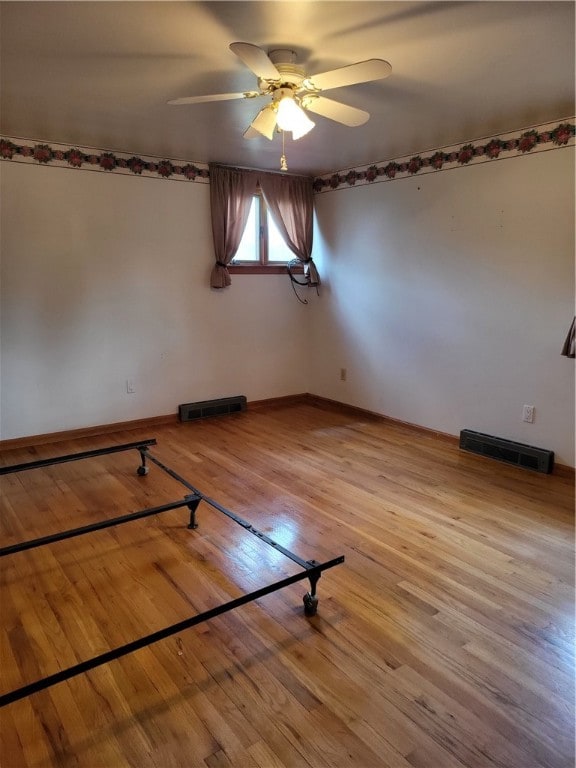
[459,429,554,474]
[179,396,247,423]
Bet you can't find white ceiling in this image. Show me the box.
[1,1,574,177]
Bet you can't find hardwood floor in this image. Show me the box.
[0,401,573,768]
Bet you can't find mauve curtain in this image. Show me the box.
[561,317,576,358]
[259,173,319,286]
[209,164,258,288]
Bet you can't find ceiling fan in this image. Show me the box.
[168,42,392,141]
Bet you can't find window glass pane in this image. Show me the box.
[234,197,259,262]
[268,213,295,263]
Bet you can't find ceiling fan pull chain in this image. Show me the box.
[280,130,288,171]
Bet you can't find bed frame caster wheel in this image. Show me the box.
[303,592,318,616]
[137,465,149,476]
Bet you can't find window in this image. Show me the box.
[229,192,301,275]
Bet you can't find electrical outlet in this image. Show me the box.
[126,379,136,394]
[522,404,534,423]
[340,368,347,382]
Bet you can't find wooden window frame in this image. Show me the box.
[228,191,303,275]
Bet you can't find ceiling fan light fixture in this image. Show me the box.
[249,104,278,140]
[276,95,315,139]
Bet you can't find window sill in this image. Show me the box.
[227,264,303,275]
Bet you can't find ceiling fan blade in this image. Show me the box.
[168,91,260,105]
[303,96,370,127]
[305,59,392,92]
[229,42,280,81]
[244,105,278,140]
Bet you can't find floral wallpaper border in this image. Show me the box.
[312,119,575,193]
[0,137,210,183]
[1,118,574,191]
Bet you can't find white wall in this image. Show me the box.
[0,162,312,439]
[2,145,574,468]
[311,148,575,467]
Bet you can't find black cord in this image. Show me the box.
[287,259,320,301]
[290,276,308,304]
[287,259,310,286]
[287,259,311,304]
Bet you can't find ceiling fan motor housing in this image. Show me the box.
[260,49,307,92]
[268,49,298,66]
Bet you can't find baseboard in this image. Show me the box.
[304,394,459,444]
[0,413,178,450]
[248,393,310,410]
[1,394,573,479]
[0,395,319,450]
[0,398,308,449]
[552,463,576,480]
[302,395,574,479]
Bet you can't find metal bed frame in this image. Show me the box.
[0,438,344,708]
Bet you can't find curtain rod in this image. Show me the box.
[210,162,312,180]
